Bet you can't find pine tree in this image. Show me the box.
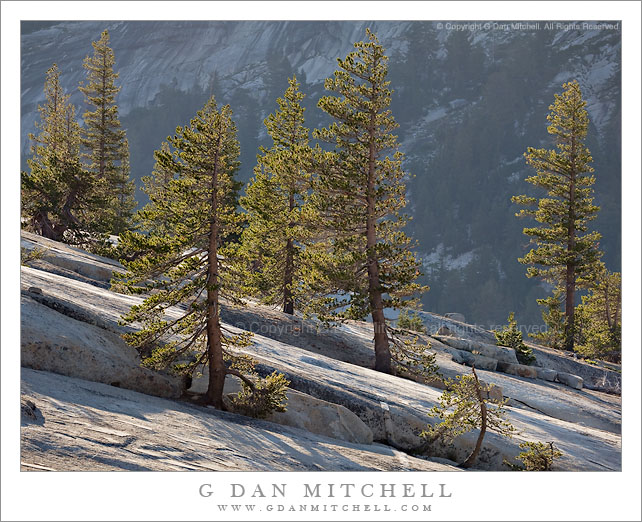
[530,286,567,349]
[396,309,427,333]
[79,29,135,235]
[420,367,516,468]
[494,312,536,365]
[22,64,94,243]
[109,138,137,236]
[513,80,602,352]
[143,141,174,201]
[239,76,314,314]
[513,441,563,471]
[311,29,432,376]
[575,268,621,362]
[135,141,175,237]
[117,97,288,411]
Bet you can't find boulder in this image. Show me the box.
[190,370,374,445]
[443,347,476,366]
[21,398,43,424]
[496,362,538,379]
[436,325,452,336]
[469,341,519,365]
[434,345,498,371]
[21,295,182,399]
[444,312,466,323]
[379,400,429,450]
[435,336,518,365]
[536,368,558,382]
[421,311,496,344]
[529,344,618,393]
[467,353,498,371]
[267,389,373,445]
[433,336,472,351]
[557,372,584,390]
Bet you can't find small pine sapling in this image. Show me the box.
[494,312,536,365]
[20,247,47,266]
[512,441,563,471]
[420,367,516,468]
[231,368,291,419]
[530,286,567,349]
[396,309,427,333]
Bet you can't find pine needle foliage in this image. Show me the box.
[239,76,315,315]
[117,96,288,412]
[421,367,516,468]
[575,268,621,362]
[514,441,563,471]
[310,29,432,377]
[494,312,536,365]
[21,63,97,243]
[513,80,602,351]
[79,29,135,236]
[396,309,427,333]
[530,285,567,349]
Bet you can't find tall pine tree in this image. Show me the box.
[311,30,433,376]
[239,76,314,315]
[79,29,135,235]
[118,97,288,411]
[513,80,602,352]
[22,64,94,243]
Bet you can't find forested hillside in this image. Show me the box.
[20,20,621,328]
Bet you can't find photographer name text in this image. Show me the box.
[199,482,452,499]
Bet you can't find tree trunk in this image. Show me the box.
[461,367,487,469]
[205,135,226,409]
[34,211,65,242]
[603,276,613,330]
[283,190,295,315]
[99,61,107,179]
[564,128,578,352]
[564,264,576,351]
[366,103,392,374]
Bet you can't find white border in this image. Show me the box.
[2,2,640,521]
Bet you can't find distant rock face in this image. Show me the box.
[21,295,182,399]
